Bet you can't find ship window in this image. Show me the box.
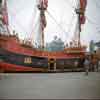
[24,57,32,64]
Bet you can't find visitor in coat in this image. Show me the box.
[84,56,90,75]
[92,51,99,72]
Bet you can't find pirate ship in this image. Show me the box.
[0,0,87,72]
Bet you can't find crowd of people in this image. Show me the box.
[84,51,100,75]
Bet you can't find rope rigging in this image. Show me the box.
[28,6,38,43]
[8,0,79,41]
[86,0,100,25]
[63,0,81,43]
[86,16,100,26]
[95,0,100,9]
[7,0,88,46]
[85,0,100,34]
[64,0,75,9]
[46,10,68,34]
[67,13,76,34]
[64,0,79,10]
[8,9,29,40]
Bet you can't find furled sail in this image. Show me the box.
[2,0,9,25]
[37,0,48,48]
[0,0,9,33]
[73,0,87,47]
[38,0,48,31]
[80,0,87,25]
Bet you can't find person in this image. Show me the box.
[88,54,92,72]
[80,55,85,68]
[98,60,100,71]
[84,55,90,75]
[91,51,98,72]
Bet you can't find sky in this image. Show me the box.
[7,0,100,47]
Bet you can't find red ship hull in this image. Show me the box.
[0,61,46,72]
[0,35,86,72]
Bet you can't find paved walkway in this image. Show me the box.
[0,72,100,99]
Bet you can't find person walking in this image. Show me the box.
[84,56,90,75]
[92,51,99,72]
[98,60,100,71]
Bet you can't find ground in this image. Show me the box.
[0,72,100,99]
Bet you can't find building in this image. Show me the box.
[95,41,100,59]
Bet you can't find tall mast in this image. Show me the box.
[0,0,9,34]
[37,0,48,49]
[75,0,81,47]
[75,0,87,47]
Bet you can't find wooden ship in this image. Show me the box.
[0,0,87,72]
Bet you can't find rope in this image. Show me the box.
[28,7,38,43]
[67,13,76,33]
[46,10,67,34]
[64,0,75,9]
[95,0,100,9]
[9,9,28,40]
[86,16,100,26]
[75,0,79,8]
[88,0,100,34]
[82,0,100,35]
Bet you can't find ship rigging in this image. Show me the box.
[0,0,87,72]
[5,0,87,50]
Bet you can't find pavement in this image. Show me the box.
[0,72,100,99]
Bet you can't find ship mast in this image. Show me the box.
[37,0,48,49]
[75,0,87,47]
[0,0,10,34]
[75,0,81,47]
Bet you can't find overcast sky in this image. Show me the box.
[7,0,100,46]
